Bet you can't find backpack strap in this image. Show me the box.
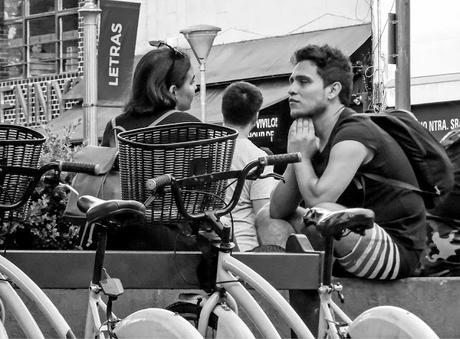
[110,117,126,149]
[110,110,177,148]
[148,109,178,127]
[359,172,440,196]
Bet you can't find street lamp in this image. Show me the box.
[79,0,101,146]
[180,25,221,122]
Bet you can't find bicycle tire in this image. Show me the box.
[167,301,256,339]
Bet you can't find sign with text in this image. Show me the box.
[247,100,292,156]
[412,101,460,140]
[97,0,140,103]
[249,115,279,143]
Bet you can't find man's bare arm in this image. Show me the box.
[269,164,303,219]
[294,140,371,206]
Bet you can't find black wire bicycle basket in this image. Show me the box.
[118,122,237,224]
[0,124,46,220]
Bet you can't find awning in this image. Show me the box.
[46,102,124,143]
[189,78,290,123]
[186,23,371,85]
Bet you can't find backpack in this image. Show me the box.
[428,127,460,218]
[354,109,454,209]
[421,128,460,276]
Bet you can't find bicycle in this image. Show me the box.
[297,207,439,339]
[0,160,96,339]
[146,153,439,339]
[0,160,203,339]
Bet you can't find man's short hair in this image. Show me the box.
[292,44,353,106]
[221,81,263,126]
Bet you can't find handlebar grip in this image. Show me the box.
[146,174,172,191]
[59,161,99,175]
[261,152,302,166]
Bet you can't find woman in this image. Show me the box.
[102,43,200,251]
[101,43,199,146]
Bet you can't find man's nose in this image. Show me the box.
[288,82,297,95]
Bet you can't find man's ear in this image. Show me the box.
[327,82,342,100]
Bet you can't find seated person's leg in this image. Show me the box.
[311,202,411,280]
[255,204,309,249]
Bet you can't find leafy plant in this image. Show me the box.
[0,120,84,250]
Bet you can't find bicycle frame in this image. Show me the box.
[0,254,75,338]
[317,285,352,339]
[196,246,315,339]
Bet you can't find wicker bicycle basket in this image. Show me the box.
[117,122,238,224]
[0,124,46,220]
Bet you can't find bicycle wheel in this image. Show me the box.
[167,301,255,339]
[348,305,439,339]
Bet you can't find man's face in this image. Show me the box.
[288,60,328,119]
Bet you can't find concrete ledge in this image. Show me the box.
[334,277,460,339]
[10,278,459,339]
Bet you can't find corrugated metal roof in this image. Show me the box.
[187,23,371,85]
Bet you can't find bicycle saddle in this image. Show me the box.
[77,195,146,226]
[304,207,375,240]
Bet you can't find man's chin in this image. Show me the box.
[290,110,310,119]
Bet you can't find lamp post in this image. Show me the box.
[180,25,221,122]
[79,0,101,145]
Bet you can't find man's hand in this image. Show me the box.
[287,117,318,159]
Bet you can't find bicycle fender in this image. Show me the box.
[113,308,202,339]
[212,304,255,339]
[348,305,439,339]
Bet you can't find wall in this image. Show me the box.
[5,279,459,338]
[372,0,460,107]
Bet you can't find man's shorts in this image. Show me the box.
[336,223,419,279]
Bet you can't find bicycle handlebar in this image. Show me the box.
[259,152,302,166]
[59,161,100,175]
[146,152,301,240]
[0,161,98,211]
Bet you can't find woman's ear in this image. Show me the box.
[168,84,177,97]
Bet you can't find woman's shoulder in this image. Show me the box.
[161,110,201,124]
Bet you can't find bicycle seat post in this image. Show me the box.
[92,225,108,285]
[322,235,335,286]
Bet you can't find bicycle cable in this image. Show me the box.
[172,189,234,286]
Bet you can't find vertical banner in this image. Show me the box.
[97,0,140,103]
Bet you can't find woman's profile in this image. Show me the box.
[101,42,199,147]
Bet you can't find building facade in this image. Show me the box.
[0,0,84,127]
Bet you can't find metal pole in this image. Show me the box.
[79,1,101,146]
[395,0,410,111]
[199,62,206,122]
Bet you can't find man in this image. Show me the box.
[268,44,426,279]
[220,81,279,251]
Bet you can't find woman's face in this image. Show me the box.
[174,67,196,111]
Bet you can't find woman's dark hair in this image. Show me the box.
[124,48,191,115]
[292,44,353,106]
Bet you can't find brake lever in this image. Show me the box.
[246,167,264,180]
[144,187,167,207]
